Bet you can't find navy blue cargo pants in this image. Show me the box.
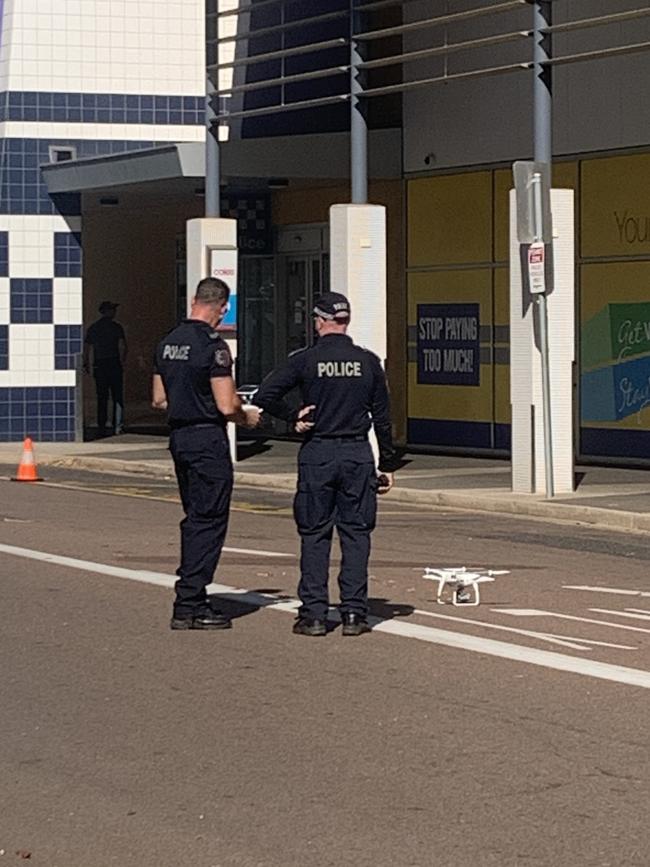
[293,437,378,621]
[169,424,233,618]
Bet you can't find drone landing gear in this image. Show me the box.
[436,582,481,606]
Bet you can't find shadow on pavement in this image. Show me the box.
[207,587,291,621]
[368,597,415,620]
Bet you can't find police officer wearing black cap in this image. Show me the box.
[256,291,399,637]
[152,277,260,630]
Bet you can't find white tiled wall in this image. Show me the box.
[0,0,205,95]
[0,278,9,324]
[53,277,83,325]
[7,227,55,279]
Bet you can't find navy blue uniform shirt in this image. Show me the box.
[256,333,399,472]
[154,319,232,429]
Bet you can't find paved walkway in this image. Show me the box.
[3,434,650,533]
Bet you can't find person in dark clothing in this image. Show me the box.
[152,277,260,631]
[256,291,399,637]
[83,300,127,436]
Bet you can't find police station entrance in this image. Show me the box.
[237,224,329,434]
[277,224,329,359]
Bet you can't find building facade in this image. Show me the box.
[4,0,650,468]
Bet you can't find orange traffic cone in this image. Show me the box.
[12,437,43,482]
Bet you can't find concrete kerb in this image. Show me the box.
[37,453,650,536]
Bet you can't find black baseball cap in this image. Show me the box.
[99,300,119,313]
[313,291,350,321]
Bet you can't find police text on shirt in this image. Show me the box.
[317,360,362,378]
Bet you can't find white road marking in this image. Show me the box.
[0,541,292,572]
[413,608,635,651]
[564,584,650,598]
[2,543,650,689]
[493,608,650,634]
[222,546,293,558]
[589,608,650,622]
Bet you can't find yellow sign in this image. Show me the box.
[407,172,492,268]
[581,154,650,258]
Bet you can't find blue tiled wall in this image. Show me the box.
[54,325,83,370]
[0,326,8,370]
[0,138,154,215]
[0,92,205,125]
[0,231,8,276]
[10,278,53,324]
[240,0,349,138]
[54,232,82,278]
[0,387,76,442]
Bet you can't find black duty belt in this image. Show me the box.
[310,434,368,442]
[169,420,224,431]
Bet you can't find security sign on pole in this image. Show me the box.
[527,241,546,294]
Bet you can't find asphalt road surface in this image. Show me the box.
[1,466,649,866]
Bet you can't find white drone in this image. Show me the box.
[423,567,510,606]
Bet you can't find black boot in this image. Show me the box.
[170,607,232,630]
[292,617,327,636]
[341,612,371,636]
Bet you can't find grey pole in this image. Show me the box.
[350,0,368,204]
[533,1,554,497]
[206,74,220,218]
[533,0,552,163]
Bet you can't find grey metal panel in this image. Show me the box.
[221,129,402,180]
[42,145,199,194]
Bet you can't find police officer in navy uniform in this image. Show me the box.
[256,291,399,637]
[152,277,260,630]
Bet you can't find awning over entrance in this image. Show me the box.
[41,129,402,196]
[42,143,205,195]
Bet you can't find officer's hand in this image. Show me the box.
[295,405,316,434]
[377,472,394,495]
[242,405,262,428]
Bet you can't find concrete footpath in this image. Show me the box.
[3,434,650,534]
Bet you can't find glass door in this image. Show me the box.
[283,253,328,356]
[238,256,276,386]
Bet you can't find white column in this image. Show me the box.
[329,204,386,360]
[330,204,387,466]
[186,217,238,462]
